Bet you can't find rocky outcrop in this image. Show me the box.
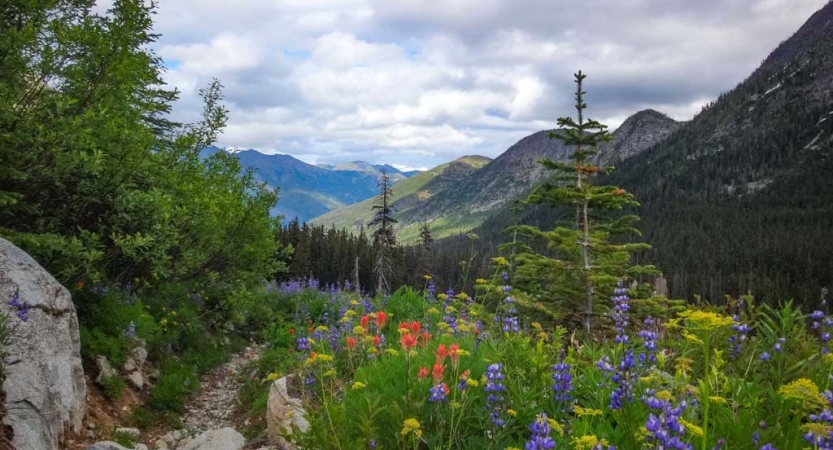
[86,442,132,450]
[266,376,309,448]
[180,428,244,450]
[0,238,86,450]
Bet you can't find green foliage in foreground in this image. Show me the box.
[255,283,833,450]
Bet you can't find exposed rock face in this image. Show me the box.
[0,238,86,450]
[180,428,244,450]
[266,376,309,448]
[95,356,118,384]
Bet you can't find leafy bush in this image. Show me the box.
[149,360,200,413]
[99,375,126,400]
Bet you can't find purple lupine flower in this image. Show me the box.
[759,445,777,450]
[728,316,750,359]
[6,291,29,322]
[524,413,556,450]
[643,390,692,450]
[759,352,771,361]
[427,280,437,301]
[296,337,312,352]
[122,321,136,339]
[612,283,630,345]
[428,383,449,402]
[484,363,507,426]
[551,353,573,403]
[500,274,520,333]
[803,390,833,449]
[609,348,635,410]
[638,317,659,365]
[712,439,725,450]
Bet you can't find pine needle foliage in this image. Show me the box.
[507,71,656,332]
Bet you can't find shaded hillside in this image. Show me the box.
[432,2,833,307]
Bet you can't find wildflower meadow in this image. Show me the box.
[252,265,833,450]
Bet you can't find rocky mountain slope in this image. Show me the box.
[377,109,680,241]
[311,155,492,241]
[201,148,415,223]
[456,1,833,304]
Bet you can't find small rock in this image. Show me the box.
[135,445,149,450]
[123,357,138,372]
[115,427,141,438]
[153,438,168,450]
[161,431,176,446]
[127,371,144,390]
[95,356,118,384]
[86,442,131,450]
[88,422,97,430]
[177,436,192,448]
[180,428,244,450]
[266,376,309,449]
[131,347,149,369]
[171,430,182,441]
[148,368,161,381]
[86,429,97,440]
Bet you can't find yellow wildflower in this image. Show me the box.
[779,378,826,407]
[339,317,350,324]
[315,325,329,332]
[353,326,366,335]
[802,423,833,437]
[537,332,549,341]
[446,306,456,313]
[674,357,694,373]
[455,293,469,301]
[367,312,377,319]
[531,322,542,331]
[683,332,703,344]
[324,369,336,377]
[423,275,432,280]
[385,349,399,356]
[265,373,279,382]
[437,322,450,331]
[352,381,366,390]
[506,409,517,417]
[709,395,728,404]
[427,307,440,315]
[401,418,422,437]
[547,418,564,436]
[680,419,704,437]
[656,390,674,401]
[573,405,604,417]
[466,378,479,388]
[437,293,448,301]
[397,327,411,335]
[458,323,470,332]
[350,299,359,306]
[475,278,487,285]
[572,435,609,450]
[491,257,509,266]
[678,310,735,330]
[344,310,357,317]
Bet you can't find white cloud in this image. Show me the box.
[125,0,830,168]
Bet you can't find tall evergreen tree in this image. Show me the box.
[417,222,434,277]
[508,71,655,332]
[368,171,397,294]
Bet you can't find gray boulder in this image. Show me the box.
[180,428,244,450]
[0,238,86,450]
[86,443,131,450]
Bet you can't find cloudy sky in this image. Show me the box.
[102,0,827,169]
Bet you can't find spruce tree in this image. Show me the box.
[509,71,654,332]
[417,222,434,277]
[368,170,397,294]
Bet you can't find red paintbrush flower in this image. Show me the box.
[375,311,387,329]
[432,362,445,383]
[410,321,421,334]
[400,333,418,352]
[346,336,357,350]
[360,315,370,330]
[420,332,431,348]
[418,367,429,380]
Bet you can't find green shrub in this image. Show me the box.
[80,327,128,367]
[111,430,136,447]
[99,374,126,400]
[129,407,157,429]
[149,360,200,413]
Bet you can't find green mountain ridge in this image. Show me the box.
[311,155,492,241]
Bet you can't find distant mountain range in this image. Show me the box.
[311,109,679,240]
[200,147,419,223]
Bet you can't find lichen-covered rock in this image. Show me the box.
[0,238,86,450]
[180,428,244,450]
[266,376,309,448]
